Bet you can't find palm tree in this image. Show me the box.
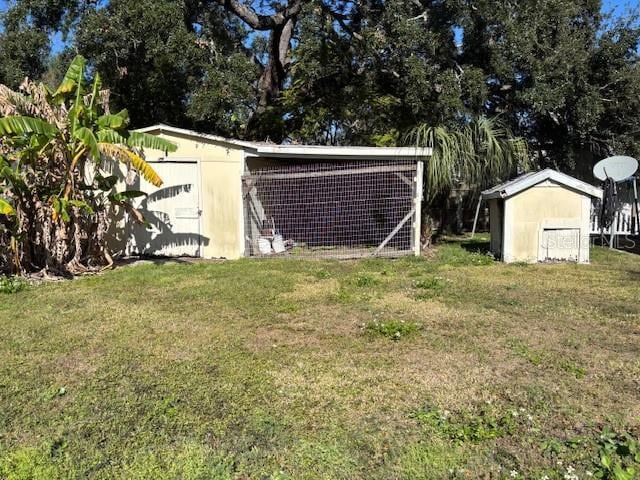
[407,117,529,244]
[0,55,177,276]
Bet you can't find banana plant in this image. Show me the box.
[0,55,177,275]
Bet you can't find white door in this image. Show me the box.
[128,160,202,257]
[540,228,580,261]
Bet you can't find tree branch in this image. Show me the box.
[214,0,305,30]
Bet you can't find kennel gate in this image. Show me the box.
[242,159,423,259]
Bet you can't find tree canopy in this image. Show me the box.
[0,0,638,171]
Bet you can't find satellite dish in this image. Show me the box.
[593,155,638,182]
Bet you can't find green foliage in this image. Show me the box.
[2,0,638,162]
[412,404,517,443]
[596,429,639,480]
[0,447,60,480]
[0,276,26,294]
[407,117,529,200]
[414,276,447,291]
[365,319,420,340]
[351,273,379,288]
[0,55,176,275]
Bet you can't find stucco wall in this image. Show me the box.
[502,180,591,263]
[136,132,246,260]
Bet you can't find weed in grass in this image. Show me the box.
[365,319,419,340]
[538,427,639,480]
[414,276,447,291]
[411,404,517,443]
[313,269,331,280]
[330,287,353,304]
[276,301,299,314]
[352,273,379,287]
[0,446,61,480]
[41,386,67,402]
[508,339,544,366]
[559,360,587,379]
[0,276,26,294]
[508,339,587,379]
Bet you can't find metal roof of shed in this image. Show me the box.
[136,124,432,160]
[481,169,602,200]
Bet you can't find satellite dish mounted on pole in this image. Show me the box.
[593,156,639,249]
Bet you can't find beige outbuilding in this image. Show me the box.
[115,125,431,260]
[481,169,602,263]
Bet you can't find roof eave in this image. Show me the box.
[253,146,432,160]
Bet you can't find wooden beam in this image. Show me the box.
[242,164,416,181]
[373,206,416,256]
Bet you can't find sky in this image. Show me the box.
[0,0,636,54]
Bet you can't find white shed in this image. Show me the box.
[116,125,431,259]
[481,169,602,263]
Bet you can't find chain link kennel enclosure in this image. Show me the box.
[242,159,422,258]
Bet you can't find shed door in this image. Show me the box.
[128,160,202,257]
[539,228,580,262]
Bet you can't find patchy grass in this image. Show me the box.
[0,237,638,479]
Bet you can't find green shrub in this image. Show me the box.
[365,319,419,340]
[0,276,26,294]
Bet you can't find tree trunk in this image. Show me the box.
[247,17,296,140]
[213,0,304,141]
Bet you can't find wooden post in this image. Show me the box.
[471,196,482,239]
[413,161,424,256]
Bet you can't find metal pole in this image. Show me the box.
[471,196,483,239]
[609,181,617,249]
[633,177,640,235]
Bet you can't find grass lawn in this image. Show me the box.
[0,238,638,479]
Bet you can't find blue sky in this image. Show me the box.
[0,0,636,54]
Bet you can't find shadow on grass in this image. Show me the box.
[459,239,491,255]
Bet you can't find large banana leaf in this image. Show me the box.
[108,190,147,202]
[97,115,124,130]
[0,198,15,215]
[88,73,102,113]
[97,129,127,144]
[97,110,129,130]
[0,116,58,137]
[127,132,177,152]
[54,55,87,97]
[73,127,100,162]
[98,143,163,187]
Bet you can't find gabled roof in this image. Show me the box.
[135,124,258,149]
[481,168,602,199]
[136,124,432,160]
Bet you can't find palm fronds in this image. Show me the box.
[407,117,529,201]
